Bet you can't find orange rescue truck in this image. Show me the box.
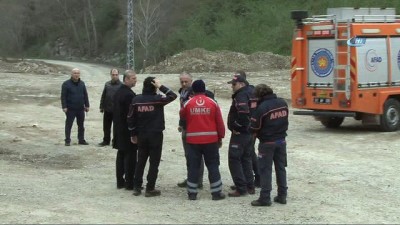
[290,7,400,131]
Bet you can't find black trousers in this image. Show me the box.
[64,109,85,143]
[182,129,204,185]
[186,142,222,195]
[102,111,113,144]
[134,132,163,191]
[258,140,288,201]
[116,147,138,188]
[228,132,254,193]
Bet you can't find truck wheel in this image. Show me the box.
[320,117,344,128]
[380,98,400,132]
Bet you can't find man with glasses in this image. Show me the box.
[99,68,122,147]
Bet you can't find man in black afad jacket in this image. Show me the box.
[61,68,90,146]
[112,70,138,190]
[250,84,288,207]
[226,74,255,197]
[128,77,177,197]
[233,70,260,188]
[99,68,122,146]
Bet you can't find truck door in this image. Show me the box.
[308,39,336,87]
[390,37,400,84]
[356,38,388,87]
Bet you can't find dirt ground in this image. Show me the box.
[1,60,400,224]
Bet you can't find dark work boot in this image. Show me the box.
[177,179,187,188]
[98,141,109,147]
[145,189,161,197]
[188,193,197,200]
[78,140,89,145]
[274,196,287,204]
[228,190,247,197]
[247,187,256,195]
[132,188,142,196]
[212,192,226,201]
[251,198,272,207]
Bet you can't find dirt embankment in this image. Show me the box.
[144,48,290,74]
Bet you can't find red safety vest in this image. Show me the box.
[180,94,225,144]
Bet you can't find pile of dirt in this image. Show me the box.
[145,48,291,74]
[0,59,69,75]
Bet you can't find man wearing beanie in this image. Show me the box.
[127,76,177,197]
[177,72,215,189]
[180,79,226,201]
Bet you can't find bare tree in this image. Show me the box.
[134,0,162,70]
[56,0,84,54]
[83,10,92,55]
[87,0,98,55]
[0,1,26,57]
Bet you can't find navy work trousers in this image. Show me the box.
[258,140,288,201]
[186,142,222,195]
[228,132,254,193]
[64,109,85,143]
[182,129,204,185]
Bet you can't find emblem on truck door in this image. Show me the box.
[365,49,382,72]
[311,48,334,77]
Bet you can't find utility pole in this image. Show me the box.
[127,0,134,69]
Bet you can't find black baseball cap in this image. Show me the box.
[227,74,247,84]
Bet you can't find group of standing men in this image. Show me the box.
[60,67,289,206]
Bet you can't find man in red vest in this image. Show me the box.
[180,80,226,201]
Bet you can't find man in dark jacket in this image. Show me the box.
[99,68,122,146]
[128,77,177,197]
[61,68,90,146]
[235,70,260,187]
[112,70,138,189]
[250,84,288,207]
[226,74,255,197]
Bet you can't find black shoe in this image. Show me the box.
[65,142,71,146]
[212,192,226,201]
[78,140,89,145]
[177,179,187,188]
[230,185,236,190]
[145,189,161,197]
[274,196,287,204]
[251,199,272,207]
[132,188,142,196]
[188,193,197,200]
[117,183,125,189]
[98,141,109,147]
